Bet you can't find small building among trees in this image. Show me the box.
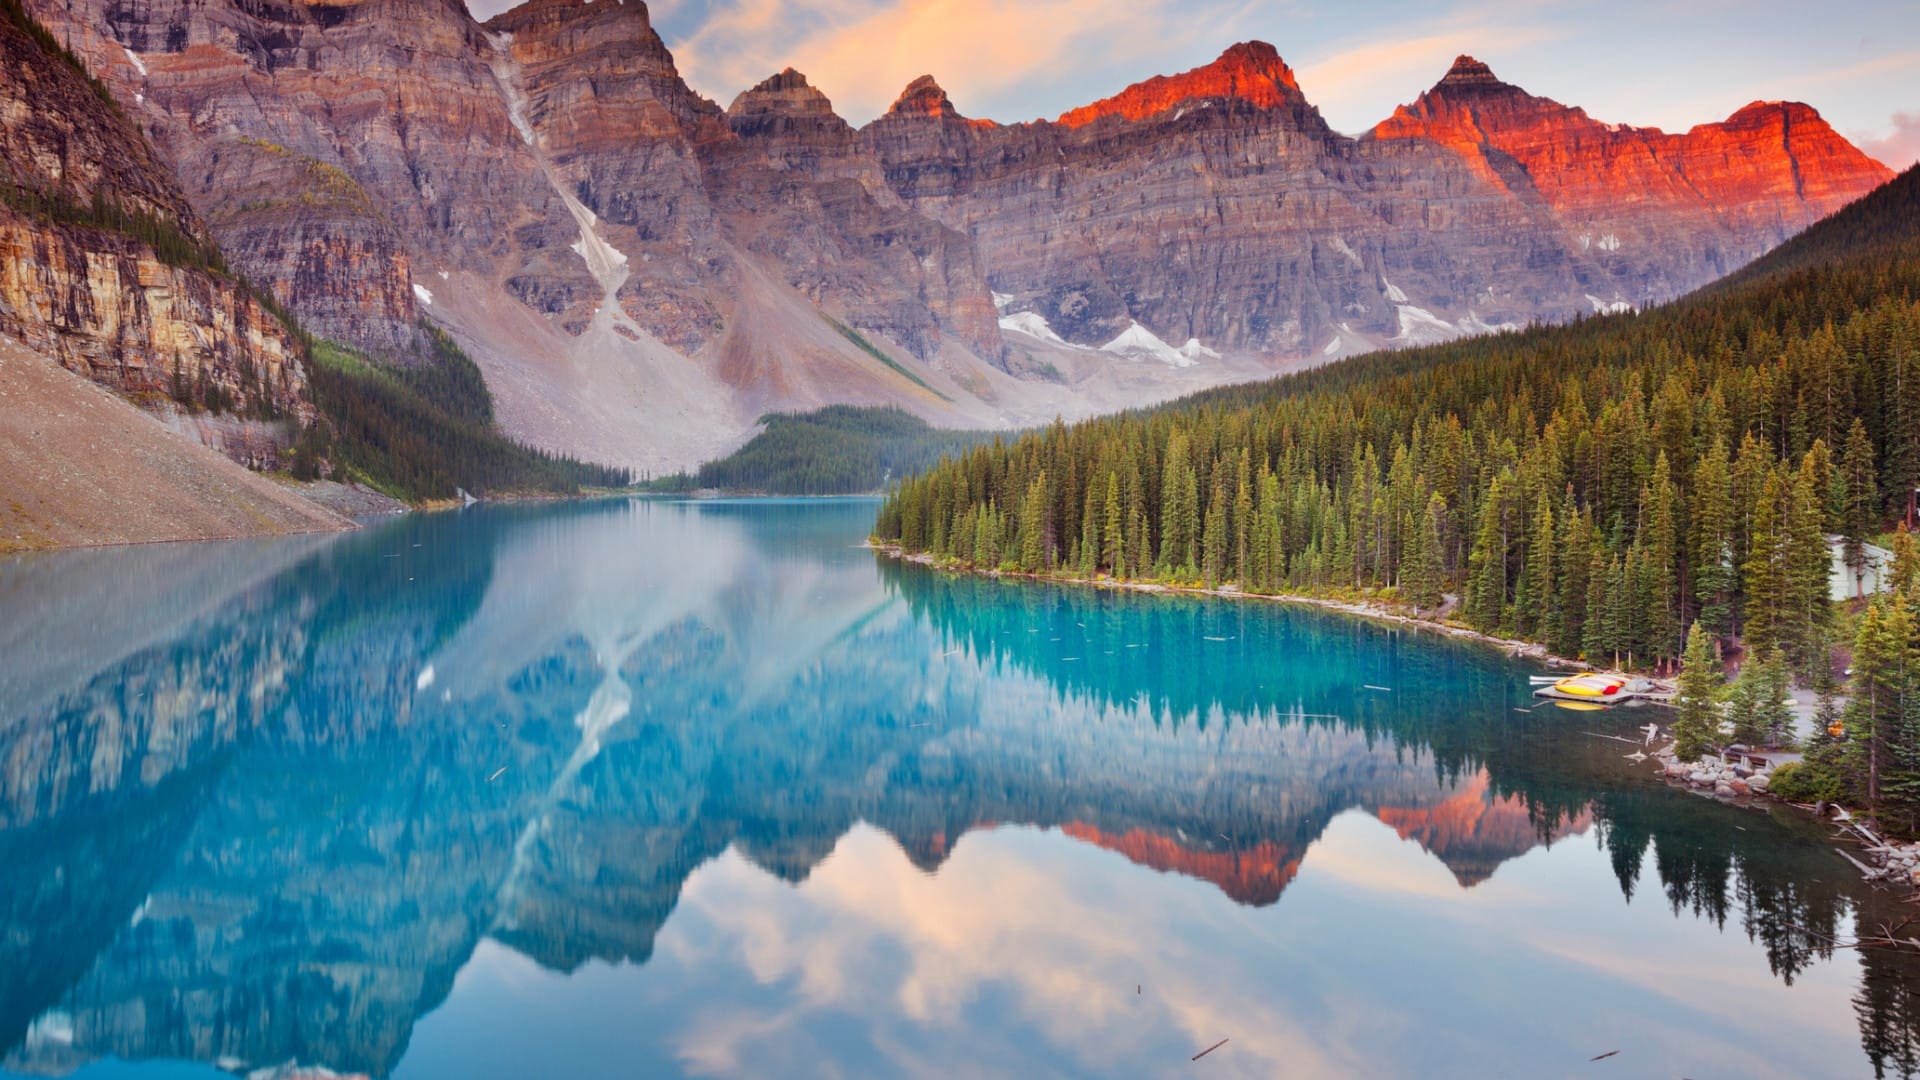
[1829,534,1893,601]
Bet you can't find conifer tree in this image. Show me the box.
[1553,501,1591,658]
[1691,439,1737,636]
[1673,622,1724,762]
[1202,469,1230,586]
[1743,469,1788,659]
[1788,454,1835,674]
[1102,471,1124,576]
[1402,493,1446,611]
[1514,491,1555,639]
[1020,471,1051,572]
[1079,480,1101,577]
[1643,452,1681,661]
[1727,653,1765,747]
[1466,475,1512,633]
[1840,419,1879,598]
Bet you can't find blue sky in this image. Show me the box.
[469,0,1920,166]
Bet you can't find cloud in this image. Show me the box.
[667,0,1244,122]
[1293,23,1562,132]
[1853,110,1920,170]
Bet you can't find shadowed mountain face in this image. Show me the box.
[0,1,308,422]
[15,1,1895,471]
[4,500,1919,1076]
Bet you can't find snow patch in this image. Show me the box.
[1323,336,1342,356]
[1586,294,1633,315]
[121,46,147,78]
[1100,321,1200,368]
[1177,337,1220,361]
[1595,232,1621,253]
[412,282,434,306]
[486,33,537,148]
[1394,303,1456,345]
[438,270,449,280]
[416,664,436,691]
[1381,278,1409,304]
[991,291,1015,312]
[1328,236,1364,270]
[553,192,630,281]
[998,310,1069,345]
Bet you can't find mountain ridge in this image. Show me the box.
[14,0,1898,476]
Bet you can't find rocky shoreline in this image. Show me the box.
[1653,742,1920,887]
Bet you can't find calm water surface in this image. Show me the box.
[3,498,1918,1078]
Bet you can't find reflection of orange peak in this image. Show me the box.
[1374,772,1592,887]
[1055,42,1303,129]
[1060,822,1300,906]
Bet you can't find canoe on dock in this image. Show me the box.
[1533,673,1672,705]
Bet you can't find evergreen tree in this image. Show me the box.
[1101,471,1124,576]
[1079,480,1101,577]
[1643,452,1682,661]
[1743,469,1788,660]
[1692,439,1738,636]
[1466,475,1513,633]
[1726,656,1767,747]
[1202,469,1231,585]
[1514,491,1556,639]
[1402,493,1446,611]
[1844,596,1917,818]
[1673,622,1724,762]
[1840,418,1880,598]
[1020,471,1051,572]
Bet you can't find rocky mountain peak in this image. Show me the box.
[486,0,654,33]
[1054,40,1304,128]
[1438,55,1502,88]
[727,68,840,121]
[887,75,962,119]
[1723,98,1822,129]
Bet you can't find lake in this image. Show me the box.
[2,498,1916,1078]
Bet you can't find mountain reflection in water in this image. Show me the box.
[2,498,1918,1078]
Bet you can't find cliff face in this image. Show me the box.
[22,0,541,358]
[25,0,1041,472]
[14,2,1896,471]
[865,46,1894,357]
[721,68,1000,361]
[1368,56,1896,304]
[0,4,307,417]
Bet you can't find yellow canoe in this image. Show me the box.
[1553,674,1628,698]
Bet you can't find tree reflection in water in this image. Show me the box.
[0,498,1914,1077]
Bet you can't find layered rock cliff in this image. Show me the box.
[14,1,1897,472]
[865,45,1894,358]
[25,0,1058,472]
[1368,56,1895,302]
[0,2,307,418]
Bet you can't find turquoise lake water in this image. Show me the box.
[2,497,1917,1078]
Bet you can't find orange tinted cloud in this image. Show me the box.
[1853,110,1920,169]
[672,0,1235,122]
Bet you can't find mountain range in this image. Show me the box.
[4,0,1897,482]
